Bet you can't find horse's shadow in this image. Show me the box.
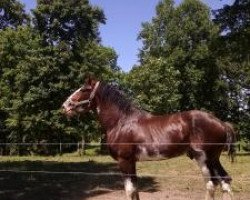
[0,159,159,200]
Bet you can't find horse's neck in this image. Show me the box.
[96,100,144,131]
[94,91,143,131]
[96,103,124,131]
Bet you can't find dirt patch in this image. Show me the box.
[83,187,248,200]
[85,190,201,200]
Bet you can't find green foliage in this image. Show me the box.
[129,0,249,141]
[0,0,249,155]
[214,0,250,62]
[129,0,224,115]
[0,0,29,30]
[127,58,180,114]
[0,27,68,154]
[0,0,119,155]
[33,0,105,47]
[213,0,250,139]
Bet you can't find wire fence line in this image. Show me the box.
[0,169,249,182]
[0,143,246,183]
[0,169,121,176]
[0,142,240,146]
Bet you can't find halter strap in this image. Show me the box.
[72,81,100,107]
[89,81,100,100]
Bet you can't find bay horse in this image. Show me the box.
[62,76,236,200]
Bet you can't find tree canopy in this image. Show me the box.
[128,0,223,113]
[0,0,118,155]
[127,0,249,140]
[0,0,249,155]
[213,0,250,139]
[0,0,29,30]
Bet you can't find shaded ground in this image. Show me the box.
[0,154,249,200]
[0,160,157,200]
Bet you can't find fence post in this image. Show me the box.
[81,137,85,155]
[59,141,62,156]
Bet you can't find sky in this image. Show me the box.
[20,0,234,72]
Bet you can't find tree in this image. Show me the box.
[32,0,118,83]
[214,0,250,62]
[0,27,67,154]
[0,0,29,154]
[127,0,180,114]
[129,0,226,116]
[32,0,119,150]
[33,0,105,47]
[0,0,29,30]
[127,58,180,114]
[213,0,250,140]
[0,0,119,155]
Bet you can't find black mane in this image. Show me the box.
[98,83,138,115]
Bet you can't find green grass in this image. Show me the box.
[138,154,250,194]
[0,152,249,200]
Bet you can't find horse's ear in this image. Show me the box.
[84,73,98,86]
[84,75,91,85]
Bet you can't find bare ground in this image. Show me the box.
[0,154,249,200]
[85,188,249,200]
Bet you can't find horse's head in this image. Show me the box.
[62,76,100,117]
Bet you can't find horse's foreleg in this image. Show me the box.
[118,158,140,200]
[124,176,140,200]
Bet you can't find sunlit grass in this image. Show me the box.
[137,153,250,194]
[0,152,249,199]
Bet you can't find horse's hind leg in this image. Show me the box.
[190,149,218,200]
[204,157,233,200]
[213,160,233,200]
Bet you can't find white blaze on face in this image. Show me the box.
[63,88,81,112]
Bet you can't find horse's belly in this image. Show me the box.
[136,144,187,161]
[136,146,168,161]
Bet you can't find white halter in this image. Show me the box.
[69,81,100,107]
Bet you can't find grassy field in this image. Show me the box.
[0,152,249,200]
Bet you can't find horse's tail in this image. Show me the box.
[224,122,239,162]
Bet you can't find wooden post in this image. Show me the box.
[59,141,62,156]
[77,142,81,156]
[81,136,85,155]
